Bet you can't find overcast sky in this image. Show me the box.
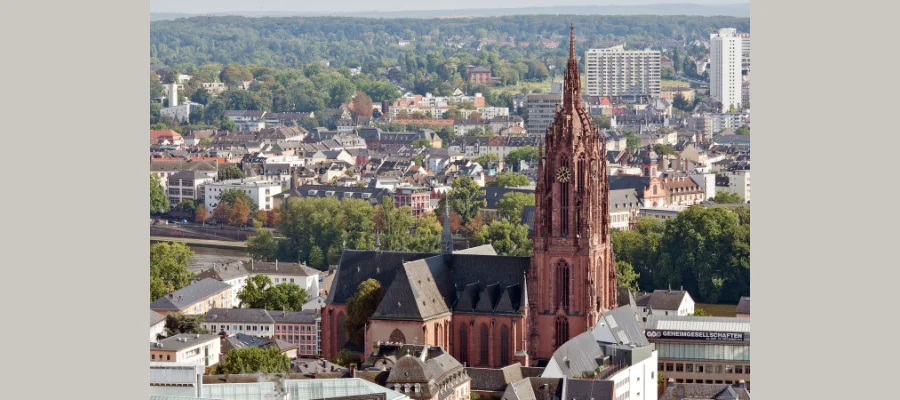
[151,1,748,14]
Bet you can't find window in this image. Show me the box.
[152,354,156,360]
[167,355,171,360]
[675,363,684,372]
[686,364,694,373]
[479,323,489,365]
[666,363,674,372]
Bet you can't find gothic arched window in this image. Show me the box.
[458,325,468,365]
[555,259,570,312]
[500,325,510,366]
[389,329,406,344]
[336,312,348,348]
[479,323,489,366]
[555,316,569,348]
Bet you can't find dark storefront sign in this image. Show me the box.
[646,329,745,342]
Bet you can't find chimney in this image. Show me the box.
[169,293,174,299]
[350,363,358,377]
[275,260,278,271]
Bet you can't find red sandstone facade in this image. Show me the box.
[528,24,618,361]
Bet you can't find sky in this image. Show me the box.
[150,0,748,14]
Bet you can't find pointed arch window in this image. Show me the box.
[389,329,406,344]
[555,259,570,312]
[458,325,468,365]
[479,323,489,365]
[500,325,510,366]
[555,316,569,349]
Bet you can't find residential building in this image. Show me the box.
[150,334,222,367]
[192,261,250,307]
[151,310,167,342]
[201,82,226,95]
[736,297,750,318]
[269,309,320,357]
[525,92,562,135]
[224,110,267,132]
[466,65,493,85]
[246,260,321,302]
[609,189,641,230]
[151,130,185,146]
[645,315,751,389]
[166,170,214,207]
[149,362,205,398]
[638,205,687,221]
[394,186,434,218]
[739,33,751,74]
[264,112,315,128]
[688,113,714,139]
[660,87,695,103]
[202,308,275,338]
[204,178,282,216]
[161,102,202,123]
[634,290,696,320]
[151,278,233,316]
[358,128,443,151]
[711,113,748,132]
[465,363,545,398]
[659,380,751,400]
[661,175,706,206]
[360,343,471,400]
[710,29,743,110]
[585,45,661,99]
[151,159,218,191]
[715,167,751,203]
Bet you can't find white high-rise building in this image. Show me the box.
[585,45,661,98]
[710,28,743,111]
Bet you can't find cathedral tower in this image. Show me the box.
[527,24,617,361]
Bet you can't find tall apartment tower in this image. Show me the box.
[526,81,563,135]
[740,33,751,74]
[584,45,661,99]
[167,83,179,107]
[710,28,743,111]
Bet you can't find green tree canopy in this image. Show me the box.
[709,191,744,204]
[653,144,677,157]
[150,174,170,214]
[615,260,641,292]
[161,313,210,339]
[218,165,245,180]
[408,213,443,253]
[149,242,194,302]
[215,346,291,375]
[496,191,534,221]
[445,177,486,226]
[344,279,385,345]
[237,274,309,311]
[471,219,533,256]
[505,146,540,171]
[488,173,531,187]
[218,188,258,210]
[247,221,279,261]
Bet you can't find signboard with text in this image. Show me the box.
[645,330,746,342]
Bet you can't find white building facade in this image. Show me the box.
[204,178,282,216]
[585,45,661,98]
[710,28,743,111]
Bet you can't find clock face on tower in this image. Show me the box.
[556,167,571,183]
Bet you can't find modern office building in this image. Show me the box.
[525,91,562,135]
[645,315,751,390]
[710,29,743,111]
[585,45,661,99]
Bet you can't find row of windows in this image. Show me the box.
[657,343,750,361]
[660,362,749,374]
[206,324,271,332]
[674,379,747,385]
[151,354,171,361]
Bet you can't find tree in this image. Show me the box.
[505,146,540,171]
[351,91,374,119]
[709,191,744,204]
[489,173,531,187]
[591,115,612,129]
[374,197,416,252]
[672,93,690,111]
[332,349,362,367]
[218,165,244,180]
[227,197,252,226]
[238,274,309,310]
[408,213,442,253]
[496,191,535,221]
[473,153,499,167]
[161,313,210,338]
[690,308,712,316]
[344,279,385,346]
[468,111,483,120]
[308,245,326,268]
[446,177,486,226]
[149,242,194,302]
[221,63,254,85]
[410,138,432,148]
[248,222,279,261]
[218,188,259,210]
[174,199,196,213]
[615,260,641,292]
[150,174,170,214]
[653,144,677,157]
[216,346,291,375]
[735,127,750,135]
[624,131,642,153]
[191,88,211,105]
[471,219,533,256]
[195,204,208,224]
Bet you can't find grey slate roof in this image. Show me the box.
[564,379,614,400]
[205,308,275,324]
[223,333,298,355]
[150,310,167,327]
[326,250,438,305]
[150,278,231,312]
[736,296,750,315]
[268,309,318,324]
[371,259,452,321]
[466,363,543,392]
[545,332,603,379]
[453,244,497,256]
[246,260,321,277]
[193,261,249,282]
[152,334,219,352]
[659,383,750,400]
[501,377,564,400]
[609,189,642,212]
[647,290,690,311]
[593,305,650,347]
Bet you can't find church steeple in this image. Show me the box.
[440,196,453,255]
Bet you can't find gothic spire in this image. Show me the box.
[563,22,581,112]
[441,196,453,255]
